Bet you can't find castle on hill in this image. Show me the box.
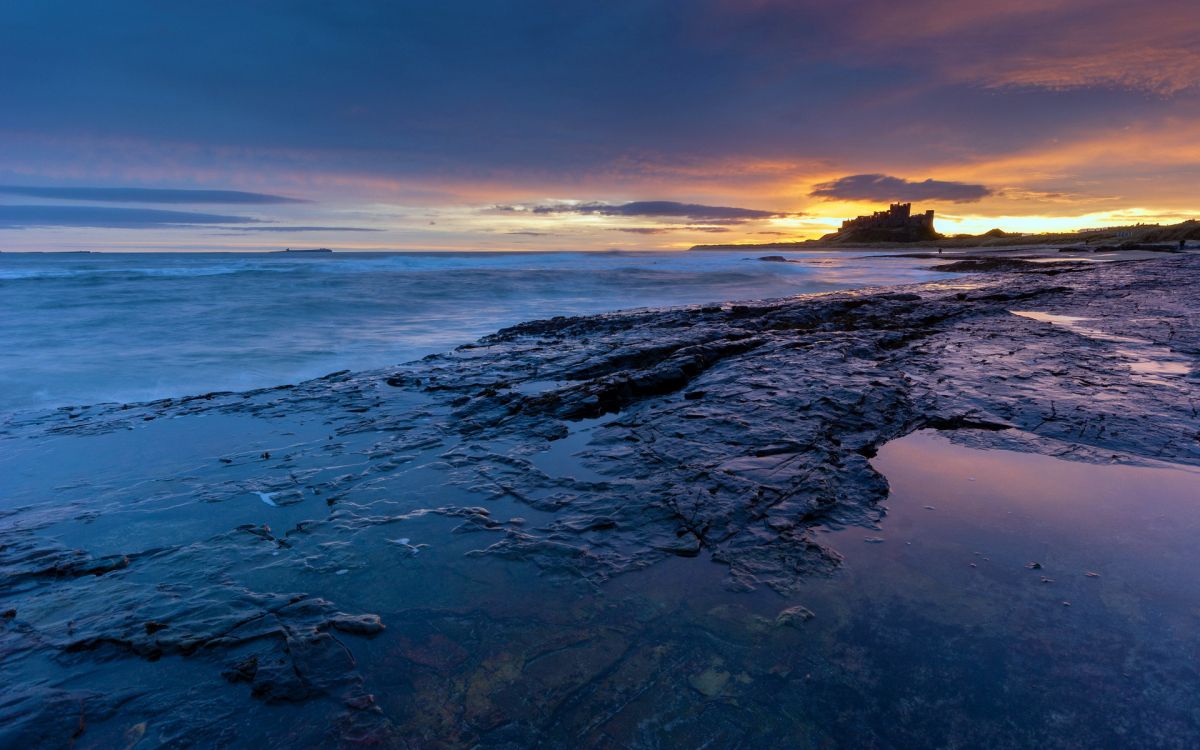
[823,203,940,243]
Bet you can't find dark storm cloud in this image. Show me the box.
[512,201,791,222]
[810,174,993,203]
[0,205,260,229]
[0,186,303,204]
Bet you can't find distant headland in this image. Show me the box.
[275,247,334,253]
[691,203,1200,251]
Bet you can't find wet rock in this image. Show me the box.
[222,656,259,684]
[329,614,385,636]
[121,721,147,749]
[557,514,617,532]
[2,254,1198,744]
[932,258,1080,273]
[393,633,469,674]
[655,531,702,557]
[774,605,816,628]
[0,687,138,750]
[249,653,322,703]
[689,666,731,697]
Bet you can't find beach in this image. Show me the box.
[2,254,1199,747]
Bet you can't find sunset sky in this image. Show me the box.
[2,0,1198,252]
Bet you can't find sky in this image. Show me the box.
[1,0,1197,252]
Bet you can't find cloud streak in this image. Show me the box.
[0,205,261,229]
[0,185,303,204]
[610,227,670,235]
[811,174,992,203]
[506,201,794,223]
[610,225,733,234]
[215,225,381,233]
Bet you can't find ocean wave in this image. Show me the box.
[0,264,290,282]
[0,251,947,414]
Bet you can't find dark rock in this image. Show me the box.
[932,258,1079,273]
[774,605,816,627]
[329,614,385,636]
[222,656,259,683]
[656,531,702,557]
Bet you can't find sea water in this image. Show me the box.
[0,250,947,413]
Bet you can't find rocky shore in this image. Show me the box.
[2,255,1198,747]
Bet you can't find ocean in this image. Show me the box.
[0,249,948,414]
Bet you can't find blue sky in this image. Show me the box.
[1,0,1197,250]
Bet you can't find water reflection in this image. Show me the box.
[1012,309,1192,379]
[347,430,1200,747]
[11,420,1200,747]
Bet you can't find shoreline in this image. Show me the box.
[0,249,956,416]
[2,256,1198,745]
[6,255,1197,590]
[10,253,1196,440]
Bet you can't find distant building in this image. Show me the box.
[823,203,939,243]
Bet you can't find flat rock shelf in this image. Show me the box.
[2,256,1198,748]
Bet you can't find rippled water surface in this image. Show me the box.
[0,250,947,413]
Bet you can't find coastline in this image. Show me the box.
[0,249,954,415]
[3,256,1198,746]
[690,217,1200,252]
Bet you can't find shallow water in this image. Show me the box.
[345,429,1200,747]
[1011,309,1193,380]
[0,250,948,414]
[6,413,1199,748]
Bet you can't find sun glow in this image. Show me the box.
[936,208,1196,237]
